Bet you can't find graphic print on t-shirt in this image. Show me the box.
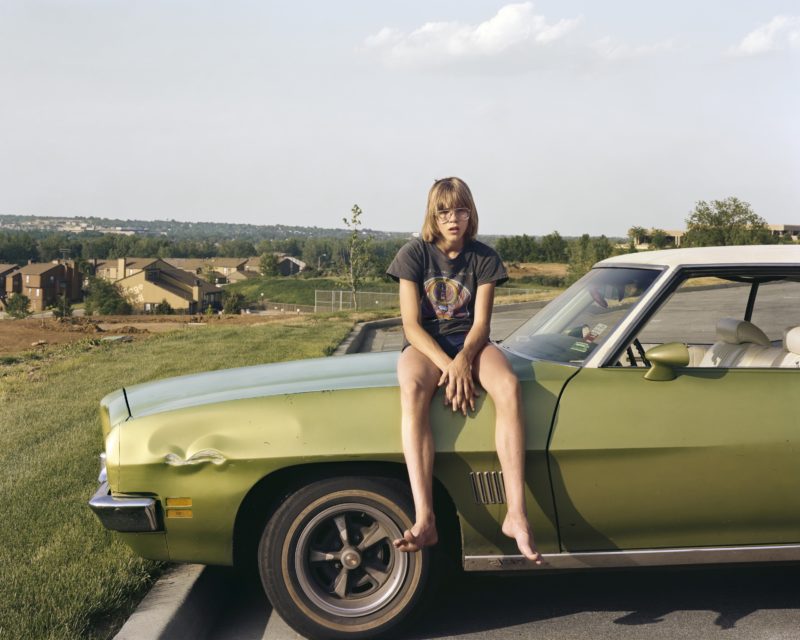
[422,276,471,320]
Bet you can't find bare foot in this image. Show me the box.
[502,513,543,565]
[393,520,438,552]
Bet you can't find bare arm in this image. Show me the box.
[398,278,452,371]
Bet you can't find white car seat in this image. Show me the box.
[735,325,800,368]
[698,318,771,368]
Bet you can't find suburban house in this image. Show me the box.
[244,257,262,274]
[164,257,255,285]
[95,257,222,313]
[277,255,306,275]
[93,257,175,281]
[631,223,800,250]
[769,224,800,242]
[243,254,307,276]
[2,261,83,312]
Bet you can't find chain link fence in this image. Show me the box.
[313,287,549,313]
[314,290,398,312]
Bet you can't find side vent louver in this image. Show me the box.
[469,471,506,504]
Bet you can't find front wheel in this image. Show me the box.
[259,476,431,640]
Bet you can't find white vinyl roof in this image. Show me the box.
[598,245,800,269]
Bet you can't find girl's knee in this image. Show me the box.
[399,375,437,404]
[488,372,520,404]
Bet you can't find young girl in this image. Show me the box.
[386,177,542,564]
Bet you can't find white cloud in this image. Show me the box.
[731,15,800,56]
[362,3,582,68]
[592,36,675,62]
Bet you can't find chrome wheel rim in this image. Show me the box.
[294,502,409,617]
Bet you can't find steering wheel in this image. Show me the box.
[589,287,608,308]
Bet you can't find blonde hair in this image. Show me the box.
[421,177,479,243]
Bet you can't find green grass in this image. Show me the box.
[0,316,354,640]
[226,276,399,306]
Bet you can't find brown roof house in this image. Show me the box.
[164,257,251,285]
[114,259,222,313]
[93,257,161,281]
[243,254,306,276]
[277,255,306,276]
[3,261,83,312]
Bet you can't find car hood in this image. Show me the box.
[121,351,400,420]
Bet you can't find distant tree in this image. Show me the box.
[5,293,31,319]
[259,252,280,277]
[37,234,82,262]
[0,232,38,263]
[650,228,670,249]
[342,204,373,311]
[627,226,647,246]
[566,235,613,283]
[684,197,772,246]
[567,235,593,284]
[592,235,614,262]
[84,277,132,315]
[218,239,257,258]
[278,238,304,257]
[301,238,338,274]
[154,299,174,315]
[222,290,245,315]
[50,294,73,319]
[539,231,568,262]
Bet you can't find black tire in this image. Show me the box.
[259,476,432,640]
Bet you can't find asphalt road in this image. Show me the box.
[208,565,800,640]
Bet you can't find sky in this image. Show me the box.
[1,1,798,236]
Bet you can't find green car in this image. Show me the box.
[89,245,800,639]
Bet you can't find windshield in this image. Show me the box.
[501,267,662,364]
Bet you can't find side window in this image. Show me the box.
[623,276,800,369]
[749,280,800,340]
[636,277,750,347]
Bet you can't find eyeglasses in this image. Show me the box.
[435,208,471,223]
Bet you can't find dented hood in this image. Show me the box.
[121,351,400,420]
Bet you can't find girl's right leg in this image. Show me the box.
[393,345,441,552]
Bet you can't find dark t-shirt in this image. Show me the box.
[386,238,508,337]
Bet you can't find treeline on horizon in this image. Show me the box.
[0,197,782,286]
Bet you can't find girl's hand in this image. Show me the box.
[438,353,480,415]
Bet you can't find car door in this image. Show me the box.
[549,274,800,552]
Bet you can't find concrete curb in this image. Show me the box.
[333,316,402,356]
[114,565,225,640]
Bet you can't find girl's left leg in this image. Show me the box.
[474,344,543,564]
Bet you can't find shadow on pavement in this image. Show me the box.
[408,564,800,639]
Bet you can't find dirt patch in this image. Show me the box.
[505,262,568,279]
[0,319,99,356]
[0,313,331,357]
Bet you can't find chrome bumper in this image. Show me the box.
[88,453,162,532]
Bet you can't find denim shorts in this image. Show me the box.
[433,332,468,358]
[401,332,470,358]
